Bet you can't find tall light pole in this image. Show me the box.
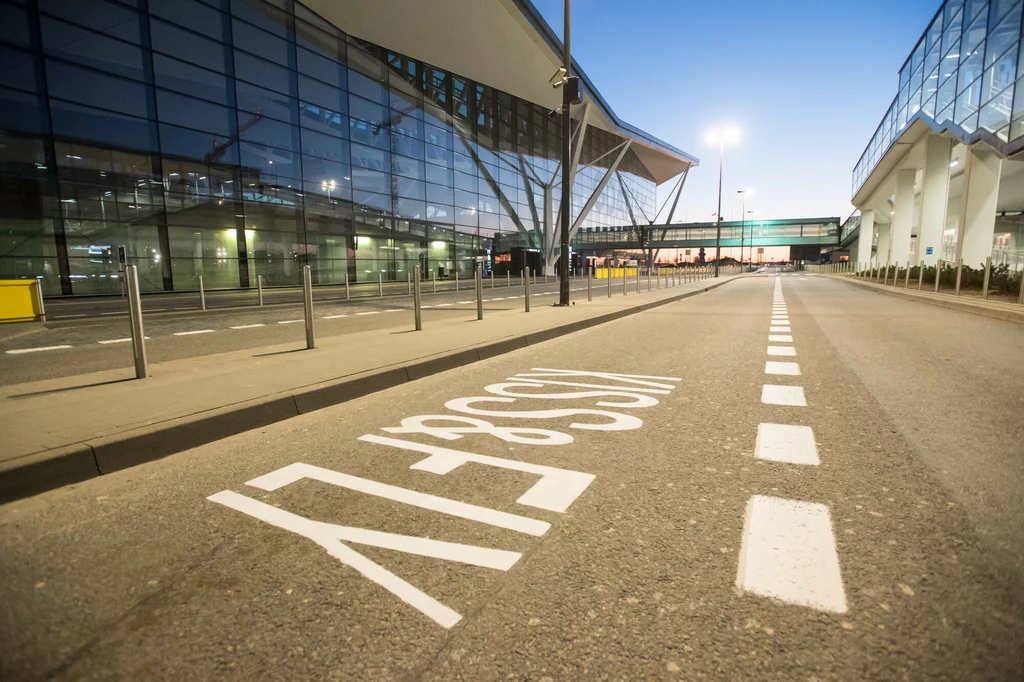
[558,0,572,306]
[321,179,335,203]
[737,189,753,267]
[707,128,739,277]
[745,210,755,263]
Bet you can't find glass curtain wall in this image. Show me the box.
[0,0,656,296]
[853,0,1024,196]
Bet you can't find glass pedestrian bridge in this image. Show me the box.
[566,217,841,250]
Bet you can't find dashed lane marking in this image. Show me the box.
[737,495,847,613]
[51,314,87,319]
[97,338,132,344]
[356,311,380,316]
[99,311,125,316]
[761,384,807,406]
[755,423,819,465]
[5,345,73,354]
[277,319,304,324]
[174,329,215,335]
[765,361,800,376]
[770,326,791,333]
[436,303,453,307]
[768,334,794,343]
[230,324,265,329]
[321,314,348,319]
[766,346,796,357]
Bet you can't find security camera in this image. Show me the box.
[549,66,567,88]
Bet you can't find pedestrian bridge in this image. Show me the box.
[570,217,842,251]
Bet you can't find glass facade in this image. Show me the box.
[0,0,657,296]
[853,0,1024,196]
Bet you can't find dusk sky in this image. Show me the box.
[532,0,941,224]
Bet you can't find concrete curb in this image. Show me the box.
[0,277,737,503]
[825,275,1024,324]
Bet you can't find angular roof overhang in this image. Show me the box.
[304,0,698,184]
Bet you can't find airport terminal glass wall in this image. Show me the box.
[852,0,1024,195]
[0,0,655,295]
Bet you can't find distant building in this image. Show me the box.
[849,0,1024,270]
[0,0,695,296]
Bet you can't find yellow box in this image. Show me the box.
[0,279,43,323]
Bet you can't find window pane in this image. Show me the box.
[350,142,389,172]
[236,79,297,124]
[41,17,145,81]
[150,0,225,41]
[0,2,32,48]
[234,50,294,95]
[157,88,233,135]
[349,94,385,125]
[230,0,291,38]
[46,60,151,118]
[51,101,157,151]
[232,18,290,65]
[301,155,350,190]
[300,103,348,138]
[298,75,346,112]
[300,128,349,162]
[349,117,388,149]
[297,47,346,89]
[240,116,298,151]
[153,54,230,104]
[0,44,37,92]
[151,18,229,72]
[159,123,238,163]
[295,19,344,62]
[39,0,141,43]
[393,134,424,160]
[239,141,301,180]
[0,87,47,133]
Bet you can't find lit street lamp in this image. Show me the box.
[707,128,740,277]
[321,179,336,203]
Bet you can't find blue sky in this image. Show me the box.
[531,0,941,223]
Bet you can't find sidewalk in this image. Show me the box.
[824,274,1024,324]
[0,275,741,501]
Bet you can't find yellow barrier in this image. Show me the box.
[0,279,44,323]
[594,268,639,279]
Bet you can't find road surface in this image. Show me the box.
[1,274,1021,680]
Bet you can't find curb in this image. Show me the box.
[0,277,737,503]
[825,275,1024,324]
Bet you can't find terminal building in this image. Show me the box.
[0,0,696,296]
[849,0,1024,271]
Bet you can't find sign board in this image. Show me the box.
[925,246,934,255]
[757,248,765,254]
[117,245,127,272]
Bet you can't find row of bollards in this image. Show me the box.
[846,257,1024,304]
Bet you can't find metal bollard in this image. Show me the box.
[344,272,350,300]
[636,267,641,293]
[491,270,495,289]
[1019,268,1024,305]
[303,265,315,350]
[378,272,383,297]
[475,264,483,321]
[413,265,422,331]
[126,265,147,379]
[199,275,206,311]
[647,266,652,292]
[935,260,942,292]
[407,272,411,295]
[455,270,459,292]
[525,267,531,312]
[955,258,963,296]
[982,256,991,300]
[507,272,510,288]
[33,279,45,322]
[606,268,611,298]
[904,261,911,288]
[623,266,628,295]
[882,262,890,286]
[432,270,436,294]
[587,266,592,301]
[918,263,924,290]
[258,274,265,306]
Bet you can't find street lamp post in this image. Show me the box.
[737,189,753,269]
[558,0,571,306]
[321,179,336,204]
[707,128,739,277]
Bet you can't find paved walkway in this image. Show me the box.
[0,273,733,501]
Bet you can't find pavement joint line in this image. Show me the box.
[174,329,216,335]
[5,345,73,354]
[230,324,265,329]
[761,384,807,406]
[0,276,743,502]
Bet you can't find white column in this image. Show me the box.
[918,136,952,266]
[958,146,1001,268]
[891,169,916,265]
[876,221,891,266]
[857,209,875,268]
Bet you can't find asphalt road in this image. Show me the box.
[1,276,597,385]
[1,274,1021,681]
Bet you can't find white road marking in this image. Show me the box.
[436,303,453,307]
[99,311,125,316]
[765,361,801,376]
[51,314,87,319]
[174,329,214,335]
[769,334,794,342]
[767,345,796,356]
[360,435,595,513]
[755,423,819,465]
[246,462,550,537]
[230,324,265,329]
[737,495,847,613]
[761,384,807,406]
[355,311,379,316]
[383,309,402,313]
[457,301,473,304]
[277,319,303,324]
[491,297,505,300]
[321,314,348,319]
[770,326,791,333]
[6,345,73,354]
[97,338,132,344]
